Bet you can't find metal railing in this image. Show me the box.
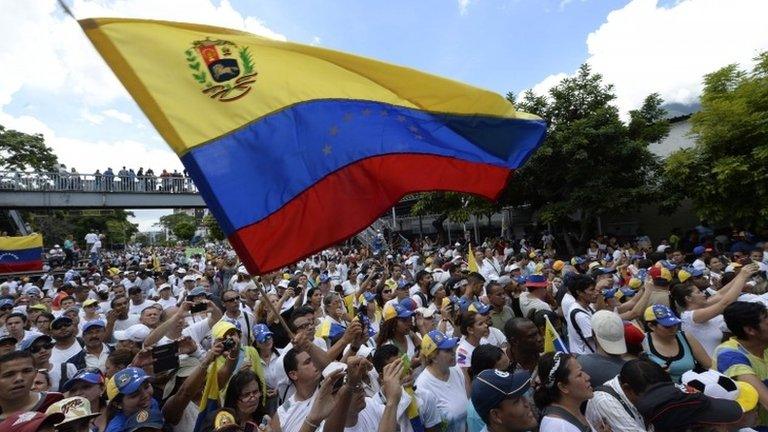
[0,171,198,194]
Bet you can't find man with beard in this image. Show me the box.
[49,317,84,369]
[0,351,63,420]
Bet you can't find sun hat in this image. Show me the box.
[45,396,100,425]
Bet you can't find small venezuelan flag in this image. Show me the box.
[79,19,547,274]
[0,234,43,274]
[543,314,569,354]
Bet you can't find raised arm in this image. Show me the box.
[693,264,758,323]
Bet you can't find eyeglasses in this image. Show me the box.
[30,342,55,353]
[238,390,261,402]
[223,297,240,303]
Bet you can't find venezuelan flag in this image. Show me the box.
[80,19,546,274]
[0,234,43,273]
[543,314,569,354]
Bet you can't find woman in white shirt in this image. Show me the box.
[671,263,757,355]
[414,330,468,432]
[534,352,600,432]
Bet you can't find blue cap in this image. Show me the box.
[422,330,459,355]
[252,323,273,344]
[394,304,414,319]
[472,370,532,423]
[595,267,617,275]
[362,291,376,302]
[684,266,704,278]
[645,304,682,327]
[514,276,527,285]
[468,301,491,315]
[328,323,346,340]
[620,287,637,298]
[0,334,17,345]
[319,274,330,283]
[603,287,619,300]
[187,286,208,298]
[525,274,548,288]
[123,406,164,432]
[397,279,410,289]
[661,260,677,270]
[572,256,586,265]
[399,298,418,311]
[693,246,706,256]
[82,319,106,333]
[61,368,105,392]
[0,299,14,308]
[113,367,151,396]
[604,254,614,262]
[19,332,52,351]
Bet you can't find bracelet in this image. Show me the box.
[304,419,320,429]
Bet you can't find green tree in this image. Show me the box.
[28,209,138,248]
[173,221,196,242]
[0,125,59,171]
[412,64,668,253]
[158,213,196,232]
[203,213,226,241]
[661,52,768,228]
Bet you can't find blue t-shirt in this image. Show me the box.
[104,399,160,432]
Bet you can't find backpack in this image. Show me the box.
[541,405,592,432]
[593,384,635,418]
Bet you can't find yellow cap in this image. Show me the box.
[678,269,692,283]
[212,321,239,340]
[106,376,118,401]
[736,381,759,413]
[552,260,564,272]
[628,278,642,289]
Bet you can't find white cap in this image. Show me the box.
[182,275,196,282]
[176,268,187,274]
[591,310,626,355]
[656,245,671,253]
[114,324,151,343]
[415,307,436,318]
[237,266,248,274]
[277,279,290,289]
[158,283,171,290]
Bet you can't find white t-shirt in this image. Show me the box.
[277,391,322,432]
[540,415,595,432]
[51,341,83,365]
[48,361,79,392]
[128,300,149,316]
[371,388,441,432]
[680,310,726,355]
[561,292,576,316]
[566,304,595,355]
[481,326,507,350]
[114,315,140,332]
[414,367,468,432]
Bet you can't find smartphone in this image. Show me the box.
[152,342,180,373]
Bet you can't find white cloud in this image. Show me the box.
[527,0,768,116]
[527,72,570,100]
[458,0,472,15]
[311,36,322,46]
[102,109,133,124]
[80,108,104,125]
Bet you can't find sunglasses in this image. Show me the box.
[30,342,55,353]
[52,322,72,330]
[223,297,240,303]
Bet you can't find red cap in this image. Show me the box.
[624,322,645,346]
[0,411,65,432]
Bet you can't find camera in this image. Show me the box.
[222,337,237,351]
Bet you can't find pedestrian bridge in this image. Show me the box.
[0,171,206,208]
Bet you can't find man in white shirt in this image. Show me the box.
[480,248,502,282]
[566,274,598,355]
[81,319,111,372]
[84,230,98,252]
[219,289,256,346]
[156,284,177,309]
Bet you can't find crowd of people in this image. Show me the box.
[0,165,195,193]
[1,227,768,431]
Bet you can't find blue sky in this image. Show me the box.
[1,0,767,230]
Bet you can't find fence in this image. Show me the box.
[0,171,198,194]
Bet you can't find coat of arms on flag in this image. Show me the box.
[186,38,257,102]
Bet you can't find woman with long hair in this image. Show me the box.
[641,304,711,383]
[671,263,757,354]
[376,303,419,358]
[221,369,268,426]
[535,352,598,431]
[32,369,51,392]
[252,324,280,415]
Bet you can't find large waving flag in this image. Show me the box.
[543,314,569,354]
[80,19,547,274]
[0,234,43,274]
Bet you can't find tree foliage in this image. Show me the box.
[158,213,196,231]
[28,210,138,248]
[0,125,59,171]
[173,221,196,242]
[203,213,226,241]
[661,52,768,228]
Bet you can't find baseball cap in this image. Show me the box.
[0,334,18,345]
[82,299,99,308]
[362,291,377,303]
[644,304,682,327]
[0,411,65,432]
[552,260,565,272]
[525,274,548,289]
[23,287,42,297]
[82,319,106,333]
[182,275,196,283]
[693,246,706,256]
[19,332,52,351]
[110,367,151,399]
[252,323,273,343]
[175,267,187,274]
[682,369,759,413]
[187,286,208,297]
[123,406,164,432]
[636,382,743,431]
[114,324,151,343]
[319,274,330,283]
[0,298,15,308]
[212,320,240,340]
[591,311,627,355]
[468,301,491,315]
[158,283,171,291]
[678,267,704,283]
[61,368,105,393]
[399,298,418,311]
[627,277,642,289]
[649,265,672,283]
[421,330,459,357]
[623,322,645,347]
[45,396,100,425]
[382,303,414,321]
[415,307,436,318]
[471,370,531,423]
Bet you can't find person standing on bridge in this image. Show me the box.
[104,167,114,191]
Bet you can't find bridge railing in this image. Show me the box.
[0,171,199,194]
